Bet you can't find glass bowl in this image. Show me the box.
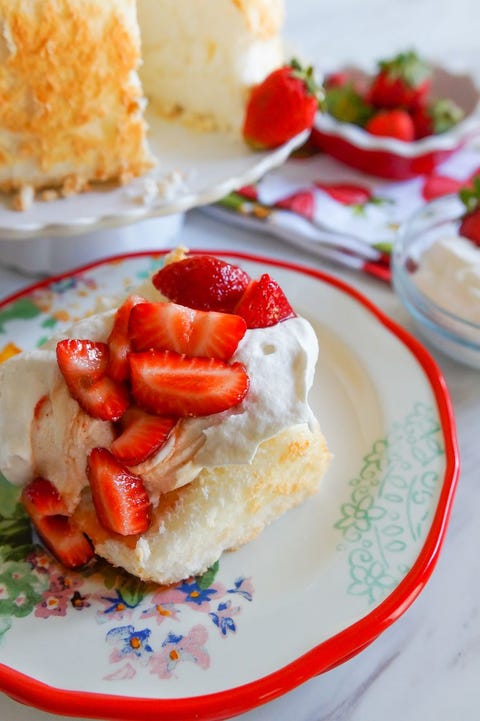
[392,194,480,369]
[312,65,480,179]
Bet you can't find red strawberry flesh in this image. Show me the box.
[234,274,296,328]
[111,407,177,466]
[129,301,247,360]
[107,294,146,382]
[21,476,68,518]
[87,448,151,536]
[21,478,94,568]
[56,339,129,421]
[152,255,250,313]
[129,301,196,355]
[129,350,249,417]
[365,109,415,141]
[368,51,432,110]
[459,211,480,247]
[243,60,322,149]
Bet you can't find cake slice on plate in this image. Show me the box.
[0,250,331,585]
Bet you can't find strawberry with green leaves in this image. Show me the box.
[324,81,374,126]
[243,58,323,150]
[459,176,480,246]
[368,50,432,110]
[412,98,465,139]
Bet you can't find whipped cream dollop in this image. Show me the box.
[0,307,318,511]
[413,235,480,324]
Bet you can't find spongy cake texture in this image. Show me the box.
[78,423,331,585]
[0,0,152,193]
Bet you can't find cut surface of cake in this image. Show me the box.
[0,0,285,202]
[0,250,331,584]
[138,0,285,133]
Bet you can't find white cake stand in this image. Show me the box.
[0,113,307,275]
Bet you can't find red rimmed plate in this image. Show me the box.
[0,250,459,720]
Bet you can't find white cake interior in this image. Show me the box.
[138,0,285,133]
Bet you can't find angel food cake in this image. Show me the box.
[0,251,331,585]
[0,0,284,203]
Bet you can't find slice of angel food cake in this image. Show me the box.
[0,250,331,585]
[0,0,285,209]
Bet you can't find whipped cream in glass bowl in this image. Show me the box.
[393,193,480,369]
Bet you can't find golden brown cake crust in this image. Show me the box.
[0,0,153,192]
[232,0,284,39]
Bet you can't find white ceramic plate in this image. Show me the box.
[0,251,459,721]
[0,112,308,241]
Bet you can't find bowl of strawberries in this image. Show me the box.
[392,180,480,368]
[312,50,480,179]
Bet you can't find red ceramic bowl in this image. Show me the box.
[312,65,480,179]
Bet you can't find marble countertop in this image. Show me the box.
[0,1,479,719]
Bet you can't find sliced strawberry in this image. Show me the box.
[188,309,247,360]
[152,255,251,313]
[129,301,246,360]
[129,350,249,417]
[129,301,195,355]
[21,478,94,569]
[21,477,68,519]
[111,407,177,466]
[34,515,95,568]
[234,274,296,329]
[56,339,129,421]
[107,294,146,382]
[87,447,151,536]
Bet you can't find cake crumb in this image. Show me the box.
[39,189,60,202]
[61,175,89,198]
[12,185,34,211]
[131,169,188,206]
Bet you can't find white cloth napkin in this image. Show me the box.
[207,141,480,282]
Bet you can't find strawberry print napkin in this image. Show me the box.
[208,140,480,283]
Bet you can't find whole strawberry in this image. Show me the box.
[365,109,415,141]
[369,50,432,110]
[412,98,465,139]
[458,176,480,246]
[324,81,374,126]
[243,59,324,150]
